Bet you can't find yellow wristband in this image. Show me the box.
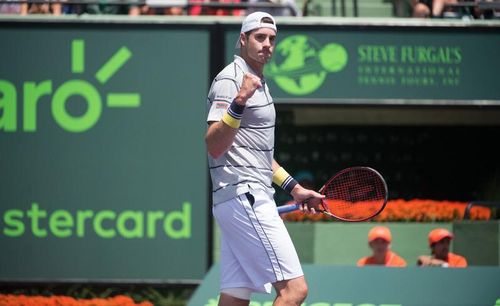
[273,167,290,186]
[221,112,241,129]
[273,167,298,193]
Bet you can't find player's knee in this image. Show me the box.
[295,281,308,301]
[286,287,308,304]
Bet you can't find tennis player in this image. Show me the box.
[205,12,324,306]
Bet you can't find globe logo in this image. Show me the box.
[265,35,348,96]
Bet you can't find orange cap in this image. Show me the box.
[368,226,392,242]
[428,228,453,246]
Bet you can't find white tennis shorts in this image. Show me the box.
[212,188,304,294]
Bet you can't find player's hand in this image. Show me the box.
[235,73,262,105]
[290,185,325,214]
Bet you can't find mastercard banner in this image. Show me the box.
[0,20,209,282]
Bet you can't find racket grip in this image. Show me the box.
[277,203,301,215]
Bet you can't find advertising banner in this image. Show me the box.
[0,23,210,282]
[225,25,500,103]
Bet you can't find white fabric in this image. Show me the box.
[220,287,253,300]
[206,55,276,205]
[240,11,277,33]
[213,188,303,294]
[235,11,277,48]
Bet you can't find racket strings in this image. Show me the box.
[322,168,387,221]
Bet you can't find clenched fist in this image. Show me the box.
[234,73,262,105]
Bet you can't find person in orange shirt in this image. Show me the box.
[357,226,407,267]
[417,228,467,268]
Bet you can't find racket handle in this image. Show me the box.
[277,203,301,215]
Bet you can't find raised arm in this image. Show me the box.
[205,73,262,159]
[206,121,239,159]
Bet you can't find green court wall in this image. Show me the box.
[214,221,499,266]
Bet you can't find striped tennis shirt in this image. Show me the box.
[207,55,276,205]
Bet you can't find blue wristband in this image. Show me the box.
[227,100,245,120]
[282,176,299,193]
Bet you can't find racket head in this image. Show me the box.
[319,167,388,222]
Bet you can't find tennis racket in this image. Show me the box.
[277,167,388,222]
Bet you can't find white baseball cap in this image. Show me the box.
[235,11,277,48]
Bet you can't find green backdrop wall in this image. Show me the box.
[213,221,500,266]
[1,16,500,283]
[0,20,210,282]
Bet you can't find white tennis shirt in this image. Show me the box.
[207,55,276,205]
